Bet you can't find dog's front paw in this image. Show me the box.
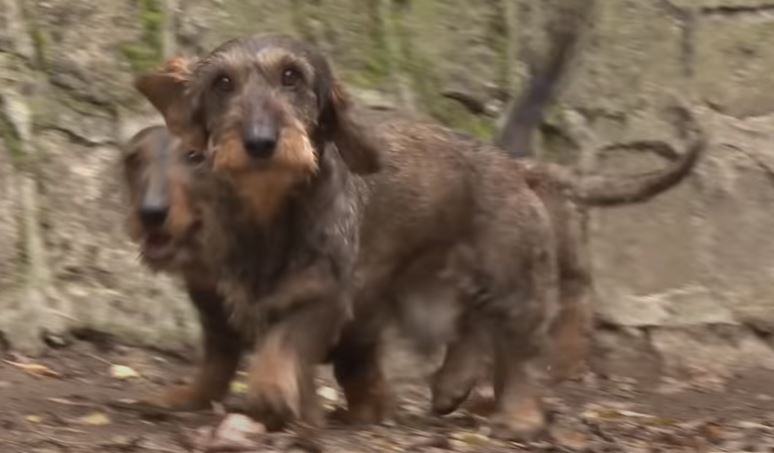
[244,346,322,430]
[430,369,477,416]
[244,381,300,431]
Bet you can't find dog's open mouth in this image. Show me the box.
[142,232,176,262]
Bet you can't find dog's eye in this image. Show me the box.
[212,74,233,93]
[184,150,206,165]
[281,67,302,87]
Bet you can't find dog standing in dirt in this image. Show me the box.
[135,36,384,432]
[133,24,704,440]
[430,5,705,415]
[135,33,561,439]
[122,126,243,412]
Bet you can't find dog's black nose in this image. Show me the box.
[140,205,168,228]
[243,125,278,158]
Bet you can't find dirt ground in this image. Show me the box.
[2,339,774,453]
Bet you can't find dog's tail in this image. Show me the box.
[494,1,593,157]
[527,106,706,207]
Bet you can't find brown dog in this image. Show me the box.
[133,32,704,440]
[134,34,559,439]
[431,5,705,415]
[135,36,383,431]
[122,126,242,411]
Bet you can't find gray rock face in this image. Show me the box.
[1,0,773,379]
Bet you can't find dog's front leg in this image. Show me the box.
[243,277,348,431]
[147,282,243,411]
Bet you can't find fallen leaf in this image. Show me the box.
[78,411,112,426]
[47,397,93,408]
[230,381,248,394]
[451,432,490,447]
[317,385,338,402]
[109,364,140,380]
[617,409,656,419]
[25,415,44,424]
[4,360,61,378]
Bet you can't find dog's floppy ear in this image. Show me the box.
[134,57,197,136]
[324,82,382,175]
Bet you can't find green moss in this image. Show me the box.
[47,90,111,119]
[290,0,317,43]
[538,113,579,165]
[486,0,512,90]
[388,0,494,138]
[121,0,164,74]
[362,0,391,87]
[0,111,25,164]
[19,1,47,70]
[30,28,46,68]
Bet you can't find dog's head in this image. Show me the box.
[134,35,380,218]
[122,125,206,272]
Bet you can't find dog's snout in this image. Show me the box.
[243,125,278,158]
[140,203,168,228]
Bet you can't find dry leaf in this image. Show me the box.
[230,381,248,394]
[110,364,140,380]
[4,360,61,378]
[317,385,338,402]
[78,411,112,426]
[47,397,93,408]
[25,415,44,424]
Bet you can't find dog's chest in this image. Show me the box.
[206,174,364,341]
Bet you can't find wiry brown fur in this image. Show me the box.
[431,0,705,419]
[134,26,704,440]
[134,34,379,432]
[121,126,243,412]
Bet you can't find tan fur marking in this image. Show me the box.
[211,125,317,224]
[247,330,301,418]
[163,56,193,81]
[275,119,318,174]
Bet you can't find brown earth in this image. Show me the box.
[2,339,774,453]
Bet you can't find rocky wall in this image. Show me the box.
[1,0,773,380]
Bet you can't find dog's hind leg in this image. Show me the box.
[430,315,489,416]
[486,207,559,440]
[244,298,346,431]
[330,308,394,425]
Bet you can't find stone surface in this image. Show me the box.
[0,0,773,379]
[694,12,774,118]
